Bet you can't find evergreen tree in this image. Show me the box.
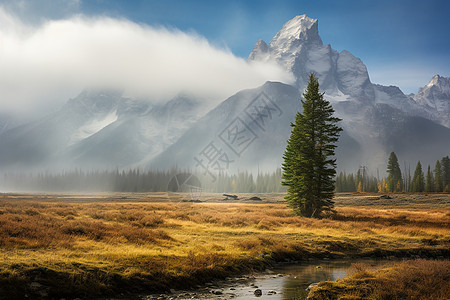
[282,74,342,218]
[379,178,387,193]
[434,160,443,192]
[356,169,362,192]
[335,172,344,192]
[347,173,356,192]
[442,156,450,192]
[404,164,412,192]
[248,173,255,193]
[386,152,402,192]
[412,161,424,192]
[425,165,434,192]
[367,176,379,193]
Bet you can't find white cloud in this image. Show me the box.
[0,8,293,115]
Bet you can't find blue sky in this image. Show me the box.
[1,0,449,99]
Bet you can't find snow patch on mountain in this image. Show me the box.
[326,89,350,102]
[69,110,118,145]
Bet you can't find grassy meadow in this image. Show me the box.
[0,192,448,298]
[308,259,450,299]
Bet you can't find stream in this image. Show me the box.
[144,259,393,300]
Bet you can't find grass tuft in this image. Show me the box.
[307,259,450,299]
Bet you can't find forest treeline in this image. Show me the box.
[336,155,450,193]
[1,155,449,193]
[0,168,285,193]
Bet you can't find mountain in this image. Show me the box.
[147,81,362,174]
[148,80,450,175]
[249,15,374,102]
[247,15,450,168]
[411,75,450,127]
[64,92,205,169]
[370,75,450,128]
[149,15,450,175]
[248,15,449,127]
[0,90,205,170]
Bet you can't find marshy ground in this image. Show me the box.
[0,192,448,299]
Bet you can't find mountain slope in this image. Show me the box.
[149,81,363,173]
[0,90,205,170]
[149,80,450,176]
[0,90,123,169]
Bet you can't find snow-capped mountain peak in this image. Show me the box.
[249,14,372,100]
[423,74,450,93]
[249,15,322,64]
[248,40,269,61]
[414,75,450,110]
[270,14,322,49]
[427,74,440,87]
[248,15,322,65]
[412,74,450,127]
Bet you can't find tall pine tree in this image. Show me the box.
[412,161,424,192]
[425,165,434,192]
[386,152,402,192]
[442,156,450,192]
[434,160,443,192]
[282,74,342,218]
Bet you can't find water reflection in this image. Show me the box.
[144,259,391,299]
[233,259,390,300]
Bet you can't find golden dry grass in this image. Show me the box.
[308,259,450,299]
[0,193,448,298]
